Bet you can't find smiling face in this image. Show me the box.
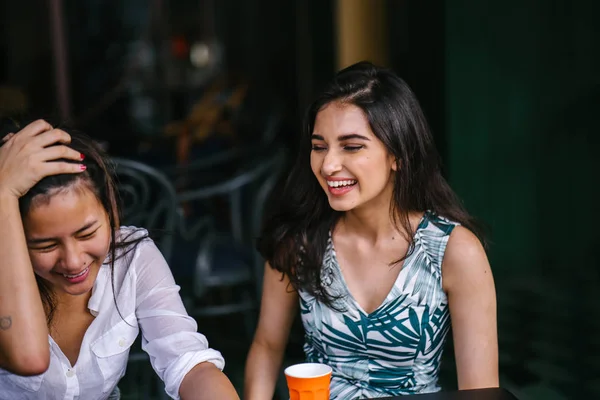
[310,102,397,212]
[23,183,111,298]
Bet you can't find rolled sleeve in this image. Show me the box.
[133,237,225,399]
[144,331,225,399]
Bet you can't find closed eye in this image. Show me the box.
[78,229,98,240]
[31,243,57,252]
[311,144,327,152]
[343,145,364,152]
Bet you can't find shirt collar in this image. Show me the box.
[87,262,110,317]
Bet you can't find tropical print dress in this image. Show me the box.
[298,211,458,399]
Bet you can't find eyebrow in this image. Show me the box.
[27,221,99,244]
[311,134,371,141]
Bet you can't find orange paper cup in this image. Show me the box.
[284,363,332,400]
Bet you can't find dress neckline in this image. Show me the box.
[328,211,430,316]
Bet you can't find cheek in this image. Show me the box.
[310,154,322,177]
[92,231,112,259]
[309,153,318,170]
[29,253,58,276]
[356,157,392,184]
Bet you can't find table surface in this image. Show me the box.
[376,388,518,400]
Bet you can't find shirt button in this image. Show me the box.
[66,369,75,378]
[118,338,126,347]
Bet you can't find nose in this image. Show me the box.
[321,149,343,176]
[58,241,85,271]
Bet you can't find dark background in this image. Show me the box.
[1,1,598,399]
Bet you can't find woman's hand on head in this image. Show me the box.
[0,119,85,199]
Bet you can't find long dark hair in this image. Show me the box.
[16,126,147,325]
[257,61,484,307]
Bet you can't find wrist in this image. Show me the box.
[0,189,19,206]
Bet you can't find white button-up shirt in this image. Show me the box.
[0,227,225,400]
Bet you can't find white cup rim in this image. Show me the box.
[284,363,332,379]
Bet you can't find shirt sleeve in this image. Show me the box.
[132,237,225,399]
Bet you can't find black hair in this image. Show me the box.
[7,120,148,325]
[257,61,484,307]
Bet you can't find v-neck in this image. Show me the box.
[329,211,429,317]
[49,311,98,368]
[48,285,102,368]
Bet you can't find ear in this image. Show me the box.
[391,156,400,171]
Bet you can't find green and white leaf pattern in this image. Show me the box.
[299,211,457,399]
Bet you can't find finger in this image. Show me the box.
[42,161,86,177]
[38,145,83,163]
[17,119,54,138]
[1,132,15,142]
[32,128,72,148]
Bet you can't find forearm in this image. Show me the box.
[0,194,49,374]
[179,361,239,400]
[244,341,286,400]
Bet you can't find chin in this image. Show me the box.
[57,267,99,297]
[327,199,356,212]
[59,282,94,297]
[70,285,94,296]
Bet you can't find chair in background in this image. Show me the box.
[111,157,178,261]
[111,157,178,400]
[174,146,286,340]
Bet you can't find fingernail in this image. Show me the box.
[80,153,85,160]
[80,164,87,171]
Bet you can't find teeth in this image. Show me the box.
[327,180,357,188]
[63,267,88,278]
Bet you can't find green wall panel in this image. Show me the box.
[445,1,600,276]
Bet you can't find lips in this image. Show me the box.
[326,181,357,196]
[61,266,90,284]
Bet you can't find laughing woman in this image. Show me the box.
[0,120,239,400]
[244,62,498,399]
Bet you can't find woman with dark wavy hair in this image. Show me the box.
[0,120,239,399]
[245,62,498,399]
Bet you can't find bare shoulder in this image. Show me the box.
[442,225,492,293]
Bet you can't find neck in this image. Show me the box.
[55,290,93,314]
[339,184,399,244]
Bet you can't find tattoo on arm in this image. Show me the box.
[0,316,12,330]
